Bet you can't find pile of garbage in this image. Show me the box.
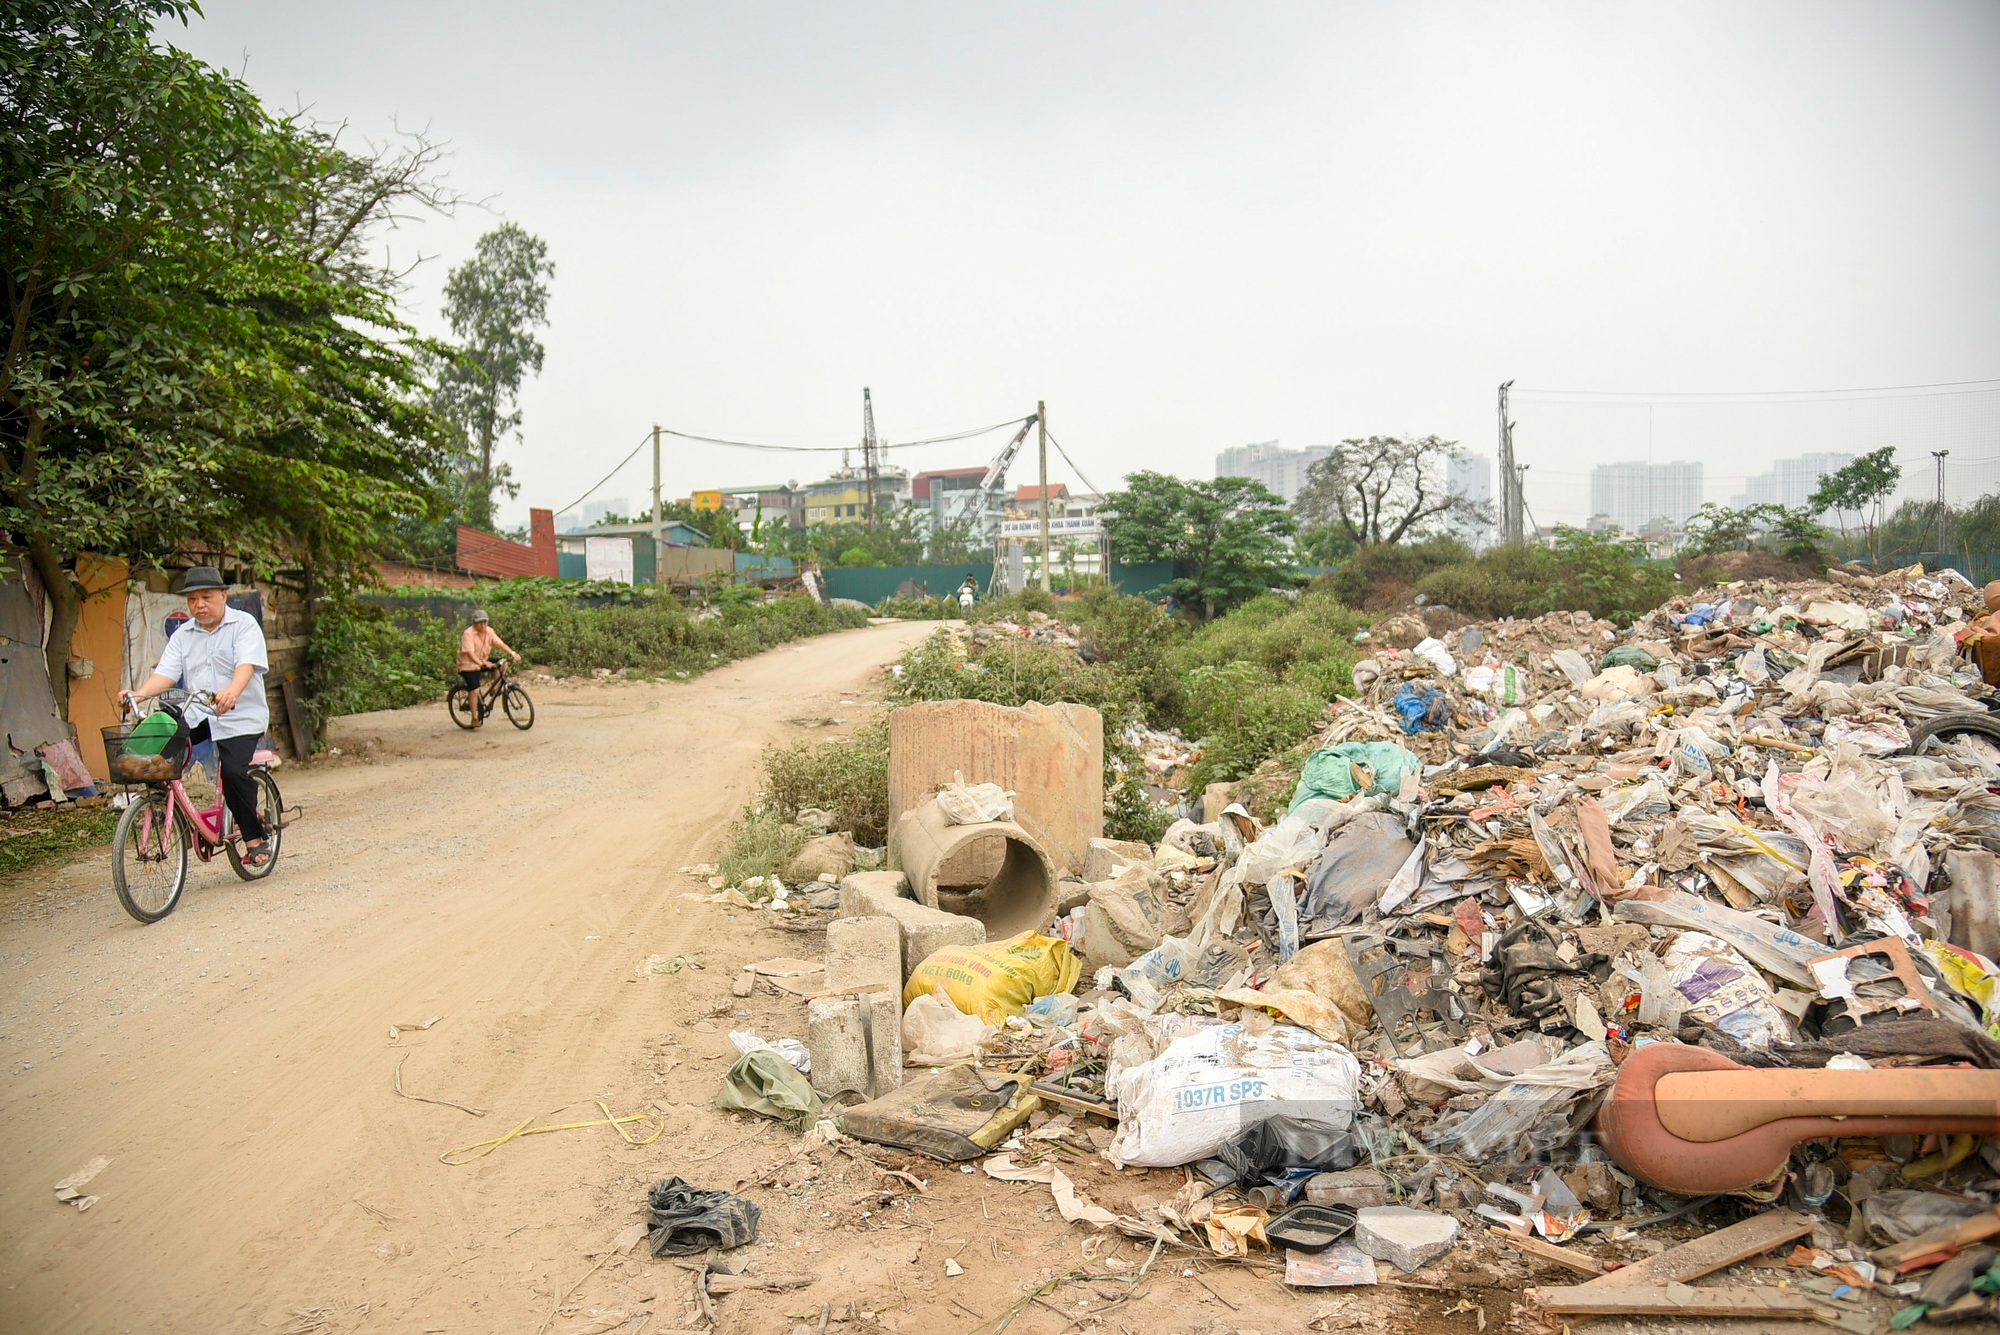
[968,610,1082,652]
[708,564,2000,1323]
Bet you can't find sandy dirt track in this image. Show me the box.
[1,621,1507,1335]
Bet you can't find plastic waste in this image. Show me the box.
[1660,931,1794,1048]
[1551,648,1594,685]
[1289,742,1420,810]
[1107,1017,1362,1169]
[902,987,999,1064]
[645,1176,762,1255]
[728,1029,811,1072]
[935,772,1015,824]
[1411,637,1458,678]
[1024,992,1079,1028]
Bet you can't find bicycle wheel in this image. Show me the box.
[112,791,190,923]
[226,771,285,881]
[447,686,477,730]
[503,684,535,730]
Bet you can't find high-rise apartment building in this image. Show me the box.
[1731,452,1856,511]
[1446,453,1495,549]
[1214,441,1333,502]
[1588,462,1703,535]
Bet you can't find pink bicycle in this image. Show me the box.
[101,689,285,923]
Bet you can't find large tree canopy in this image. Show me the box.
[1291,434,1490,547]
[430,222,554,529]
[1,0,457,714]
[1103,472,1294,616]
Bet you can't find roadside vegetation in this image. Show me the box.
[309,583,868,723]
[0,803,120,881]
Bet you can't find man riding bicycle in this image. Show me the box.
[457,609,521,728]
[121,566,273,867]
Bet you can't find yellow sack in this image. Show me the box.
[902,931,1081,1025]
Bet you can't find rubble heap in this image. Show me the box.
[707,563,2000,1324]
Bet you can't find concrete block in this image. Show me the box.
[838,870,912,918]
[1304,1169,1392,1209]
[1082,837,1153,883]
[888,699,1103,873]
[826,916,903,993]
[1354,1206,1460,1272]
[840,870,985,977]
[1055,877,1091,915]
[806,995,870,1098]
[861,988,902,1097]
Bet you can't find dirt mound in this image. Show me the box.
[1678,549,1825,584]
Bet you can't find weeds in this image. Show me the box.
[760,718,892,846]
[0,802,120,880]
[716,811,809,885]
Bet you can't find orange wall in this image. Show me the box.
[68,555,130,782]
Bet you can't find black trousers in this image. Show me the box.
[188,721,267,841]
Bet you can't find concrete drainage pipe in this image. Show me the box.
[889,800,1058,940]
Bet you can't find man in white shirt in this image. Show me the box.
[122,566,273,866]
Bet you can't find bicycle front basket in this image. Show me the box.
[101,712,191,784]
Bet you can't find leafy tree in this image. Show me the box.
[1291,434,1493,547]
[1809,446,1901,562]
[1295,525,1358,568]
[1684,502,1775,556]
[1103,472,1294,617]
[1769,505,1830,563]
[430,222,554,529]
[2,0,457,717]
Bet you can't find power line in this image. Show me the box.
[1042,428,1105,497]
[658,415,1032,456]
[1515,377,2000,401]
[554,429,654,517]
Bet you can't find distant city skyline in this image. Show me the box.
[1213,441,1332,503]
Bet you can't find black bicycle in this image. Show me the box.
[448,658,535,731]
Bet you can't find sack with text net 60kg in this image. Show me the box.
[902,931,1081,1025]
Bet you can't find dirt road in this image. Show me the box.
[1,621,1497,1335]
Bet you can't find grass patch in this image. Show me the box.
[0,802,120,879]
[716,811,809,885]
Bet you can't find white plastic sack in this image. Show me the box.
[936,772,1015,825]
[902,987,998,1065]
[1107,1016,1362,1168]
[1238,798,1339,886]
[1412,637,1458,678]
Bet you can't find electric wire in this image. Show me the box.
[1042,428,1105,498]
[658,414,1032,456]
[1516,377,2000,400]
[553,429,654,518]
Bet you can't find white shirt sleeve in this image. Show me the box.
[235,612,270,671]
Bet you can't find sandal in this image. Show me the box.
[240,841,272,868]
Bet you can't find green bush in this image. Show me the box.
[307,602,457,722]
[1414,543,1544,618]
[760,718,891,846]
[1321,536,1473,610]
[1178,660,1325,792]
[875,595,956,620]
[1527,529,1679,625]
[309,585,870,727]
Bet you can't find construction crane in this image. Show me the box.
[976,414,1038,595]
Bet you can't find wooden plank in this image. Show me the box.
[1492,1230,1606,1276]
[1875,1205,2000,1271]
[1579,1209,1814,1289]
[1531,1284,1819,1318]
[274,675,314,759]
[1030,1081,1119,1121]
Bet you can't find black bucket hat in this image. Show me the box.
[176,566,228,592]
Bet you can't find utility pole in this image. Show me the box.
[1933,450,1951,552]
[1497,381,1520,543]
[1037,400,1052,592]
[651,423,663,553]
[861,387,879,531]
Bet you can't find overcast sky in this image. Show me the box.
[171,1,2000,528]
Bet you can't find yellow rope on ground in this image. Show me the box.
[440,1100,666,1165]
